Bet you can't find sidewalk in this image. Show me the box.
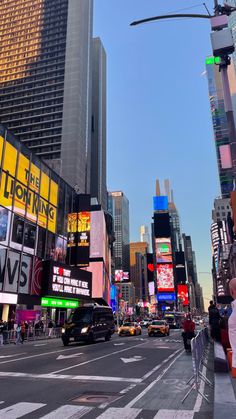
[124,345,214,418]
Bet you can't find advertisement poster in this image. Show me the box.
[155,238,172,263]
[177,284,189,306]
[0,206,10,245]
[0,139,58,233]
[156,263,174,292]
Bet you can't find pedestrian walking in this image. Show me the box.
[48,320,54,338]
[0,320,4,346]
[15,324,21,345]
[20,321,26,343]
[209,303,221,342]
[182,315,195,352]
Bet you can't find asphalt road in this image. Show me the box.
[0,328,213,418]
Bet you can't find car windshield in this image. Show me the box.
[152,321,165,326]
[68,308,92,324]
[123,322,134,327]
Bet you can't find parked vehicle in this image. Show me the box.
[61,304,114,346]
[148,320,170,337]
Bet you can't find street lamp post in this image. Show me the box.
[131,2,236,180]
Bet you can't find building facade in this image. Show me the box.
[130,242,148,303]
[205,56,236,197]
[0,0,93,192]
[108,191,130,272]
[0,124,93,324]
[140,225,150,249]
[90,38,107,210]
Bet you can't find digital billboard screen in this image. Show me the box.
[153,196,168,211]
[114,270,130,282]
[147,253,154,283]
[156,263,174,292]
[154,213,171,238]
[157,293,176,301]
[177,284,189,306]
[155,238,172,263]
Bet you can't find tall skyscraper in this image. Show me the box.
[130,242,148,302]
[205,56,236,197]
[90,37,107,210]
[108,191,130,272]
[0,0,93,192]
[140,225,150,248]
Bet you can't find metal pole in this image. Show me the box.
[214,0,219,15]
[220,57,236,181]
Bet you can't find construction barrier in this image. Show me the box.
[182,327,213,403]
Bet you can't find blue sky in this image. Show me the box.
[93,0,220,305]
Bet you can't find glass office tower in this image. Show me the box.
[0,0,93,193]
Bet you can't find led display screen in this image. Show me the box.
[157,293,176,301]
[153,196,168,211]
[155,238,172,263]
[154,213,171,238]
[156,263,174,292]
[43,261,92,300]
[0,136,58,233]
[41,297,79,309]
[115,270,129,282]
[177,284,189,306]
[147,253,154,283]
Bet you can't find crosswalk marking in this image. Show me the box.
[39,405,93,418]
[0,402,46,418]
[153,410,194,419]
[96,407,142,419]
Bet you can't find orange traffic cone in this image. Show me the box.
[227,349,232,370]
[232,366,236,378]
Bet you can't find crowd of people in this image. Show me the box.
[0,319,57,345]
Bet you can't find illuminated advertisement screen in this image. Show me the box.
[155,238,172,263]
[67,211,90,267]
[177,284,189,306]
[90,211,106,259]
[156,263,174,292]
[157,293,176,301]
[114,270,130,282]
[0,136,58,233]
[43,261,92,300]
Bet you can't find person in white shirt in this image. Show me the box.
[228,278,236,374]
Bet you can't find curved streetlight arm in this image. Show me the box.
[130,13,212,27]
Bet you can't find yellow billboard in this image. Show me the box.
[0,139,58,233]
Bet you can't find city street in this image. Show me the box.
[0,328,213,418]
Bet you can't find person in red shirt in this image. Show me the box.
[182,315,195,352]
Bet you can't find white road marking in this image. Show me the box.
[96,407,141,419]
[0,346,87,365]
[0,353,26,359]
[119,383,137,394]
[0,371,142,383]
[34,344,47,347]
[153,410,194,418]
[39,405,93,419]
[56,353,83,360]
[0,402,45,418]
[113,343,125,346]
[126,350,185,408]
[142,349,181,380]
[120,356,145,364]
[49,342,147,375]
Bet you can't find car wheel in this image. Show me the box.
[149,333,153,337]
[62,338,69,346]
[167,331,170,336]
[139,330,142,335]
[105,332,111,342]
[87,332,94,344]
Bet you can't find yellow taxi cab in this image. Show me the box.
[148,320,170,337]
[118,322,142,336]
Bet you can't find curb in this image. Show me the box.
[214,342,236,419]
